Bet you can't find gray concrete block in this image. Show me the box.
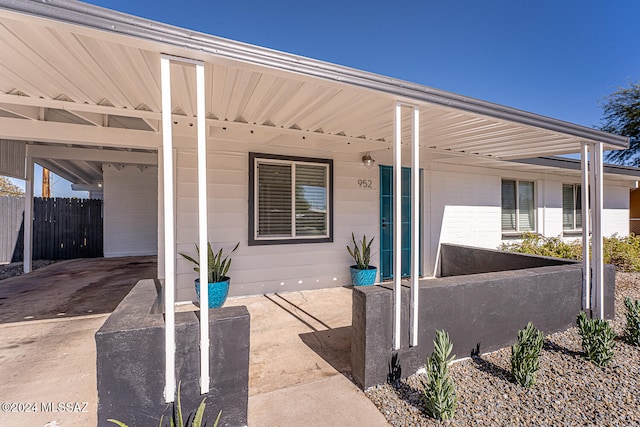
[352,245,616,389]
[96,279,249,427]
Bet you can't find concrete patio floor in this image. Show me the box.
[226,289,389,427]
[0,260,389,426]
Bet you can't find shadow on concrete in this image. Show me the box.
[0,256,157,324]
[299,326,353,377]
[263,292,354,379]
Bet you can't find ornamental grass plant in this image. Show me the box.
[576,312,616,367]
[511,322,544,388]
[421,330,457,421]
[623,297,640,346]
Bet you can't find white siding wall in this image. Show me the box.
[539,179,564,238]
[103,164,158,257]
[535,179,629,238]
[169,137,634,299]
[603,184,630,237]
[426,169,501,276]
[174,139,380,301]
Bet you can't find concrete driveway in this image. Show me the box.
[0,257,156,427]
[0,259,389,427]
[0,257,157,324]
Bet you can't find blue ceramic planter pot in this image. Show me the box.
[350,266,377,286]
[195,277,230,308]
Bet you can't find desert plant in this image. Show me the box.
[576,312,616,367]
[604,234,640,272]
[623,297,640,346]
[108,382,221,427]
[510,322,544,388]
[499,232,640,272]
[421,330,457,421]
[181,242,239,283]
[499,232,582,260]
[347,233,374,269]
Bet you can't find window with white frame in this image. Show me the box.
[249,153,333,245]
[562,183,582,231]
[501,179,536,233]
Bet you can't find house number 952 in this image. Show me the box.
[358,179,372,188]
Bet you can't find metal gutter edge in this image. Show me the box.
[0,0,630,149]
[513,157,640,177]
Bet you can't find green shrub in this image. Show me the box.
[604,234,640,272]
[421,330,457,421]
[623,297,640,346]
[511,322,544,388]
[499,232,640,272]
[576,312,616,367]
[108,382,221,427]
[499,232,582,260]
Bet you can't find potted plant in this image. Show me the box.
[347,233,377,286]
[180,242,239,308]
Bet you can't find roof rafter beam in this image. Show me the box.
[26,143,157,164]
[82,160,103,175]
[66,110,104,126]
[207,116,385,147]
[0,116,161,149]
[0,102,39,120]
[34,158,90,184]
[0,93,158,120]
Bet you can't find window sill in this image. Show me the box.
[501,232,537,240]
[248,236,333,246]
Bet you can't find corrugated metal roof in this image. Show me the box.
[0,0,630,162]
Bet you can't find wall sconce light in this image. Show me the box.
[362,152,375,169]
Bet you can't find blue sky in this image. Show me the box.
[9,0,640,196]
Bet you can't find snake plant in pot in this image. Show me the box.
[347,233,377,286]
[180,242,239,308]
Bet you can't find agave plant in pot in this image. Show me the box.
[180,242,239,308]
[347,233,377,286]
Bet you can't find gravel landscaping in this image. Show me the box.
[366,272,640,426]
[0,260,59,281]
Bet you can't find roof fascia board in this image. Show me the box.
[0,0,629,149]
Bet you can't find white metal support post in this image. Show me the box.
[23,153,34,274]
[410,106,420,347]
[195,62,210,394]
[592,143,605,319]
[580,143,591,312]
[393,102,402,350]
[160,55,176,403]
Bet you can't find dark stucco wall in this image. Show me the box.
[440,243,576,277]
[96,279,249,427]
[352,254,615,389]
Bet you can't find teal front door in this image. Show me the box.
[379,165,422,280]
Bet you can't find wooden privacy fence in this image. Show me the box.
[4,197,103,262]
